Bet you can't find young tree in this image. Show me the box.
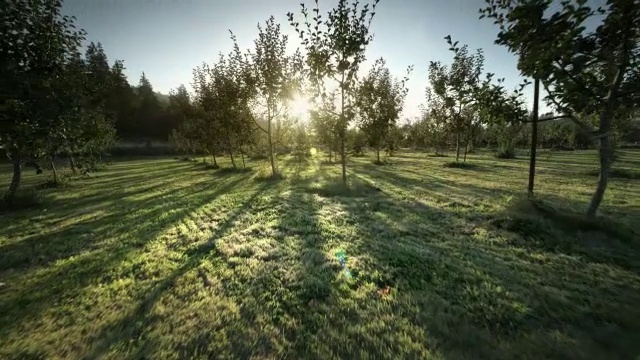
[481,0,640,217]
[356,58,411,163]
[427,38,485,162]
[248,16,300,177]
[310,108,339,162]
[424,88,452,155]
[289,0,380,184]
[191,64,223,166]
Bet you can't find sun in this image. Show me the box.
[290,93,312,119]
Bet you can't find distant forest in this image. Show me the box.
[81,43,178,142]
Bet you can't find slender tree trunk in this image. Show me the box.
[587,65,625,217]
[528,78,540,197]
[241,151,245,169]
[229,149,237,169]
[376,146,380,163]
[463,131,471,163]
[51,160,59,184]
[455,130,461,162]
[340,82,347,184]
[212,154,218,167]
[69,155,77,175]
[267,109,276,177]
[7,155,22,203]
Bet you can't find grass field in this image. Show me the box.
[1,149,639,359]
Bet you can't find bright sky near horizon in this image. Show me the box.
[62,0,554,119]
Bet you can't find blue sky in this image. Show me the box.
[62,0,550,118]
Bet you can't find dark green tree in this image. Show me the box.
[481,0,640,217]
[1,0,86,202]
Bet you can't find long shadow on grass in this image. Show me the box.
[82,179,276,359]
[325,168,640,358]
[0,172,252,343]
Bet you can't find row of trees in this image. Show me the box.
[1,0,188,203]
[1,1,117,203]
[167,0,639,218]
[169,1,411,179]
[4,0,637,219]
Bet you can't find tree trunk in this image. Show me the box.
[455,130,461,162]
[340,80,347,184]
[69,155,77,175]
[51,160,59,184]
[528,78,540,197]
[7,156,22,203]
[341,136,347,184]
[268,129,276,176]
[267,115,276,177]
[376,147,380,163]
[212,154,218,167]
[463,131,471,163]
[241,151,246,169]
[587,65,625,217]
[229,149,237,169]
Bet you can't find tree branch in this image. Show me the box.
[541,81,597,133]
[521,114,572,123]
[252,118,269,134]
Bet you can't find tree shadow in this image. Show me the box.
[0,169,253,342]
[81,178,276,359]
[322,179,640,358]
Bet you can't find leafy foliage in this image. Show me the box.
[289,0,380,183]
[480,0,640,217]
[356,58,411,162]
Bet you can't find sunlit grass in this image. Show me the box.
[0,149,639,359]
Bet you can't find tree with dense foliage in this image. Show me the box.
[0,0,115,202]
[481,0,640,217]
[356,58,411,163]
[427,38,485,162]
[289,0,380,184]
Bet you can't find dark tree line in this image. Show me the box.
[0,0,178,204]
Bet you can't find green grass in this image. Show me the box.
[0,149,639,359]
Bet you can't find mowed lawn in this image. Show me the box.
[1,149,639,359]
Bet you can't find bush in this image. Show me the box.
[1,190,45,211]
[495,149,516,159]
[443,161,479,170]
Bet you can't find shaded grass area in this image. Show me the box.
[0,150,639,359]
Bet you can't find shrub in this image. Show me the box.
[495,149,516,159]
[443,161,479,170]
